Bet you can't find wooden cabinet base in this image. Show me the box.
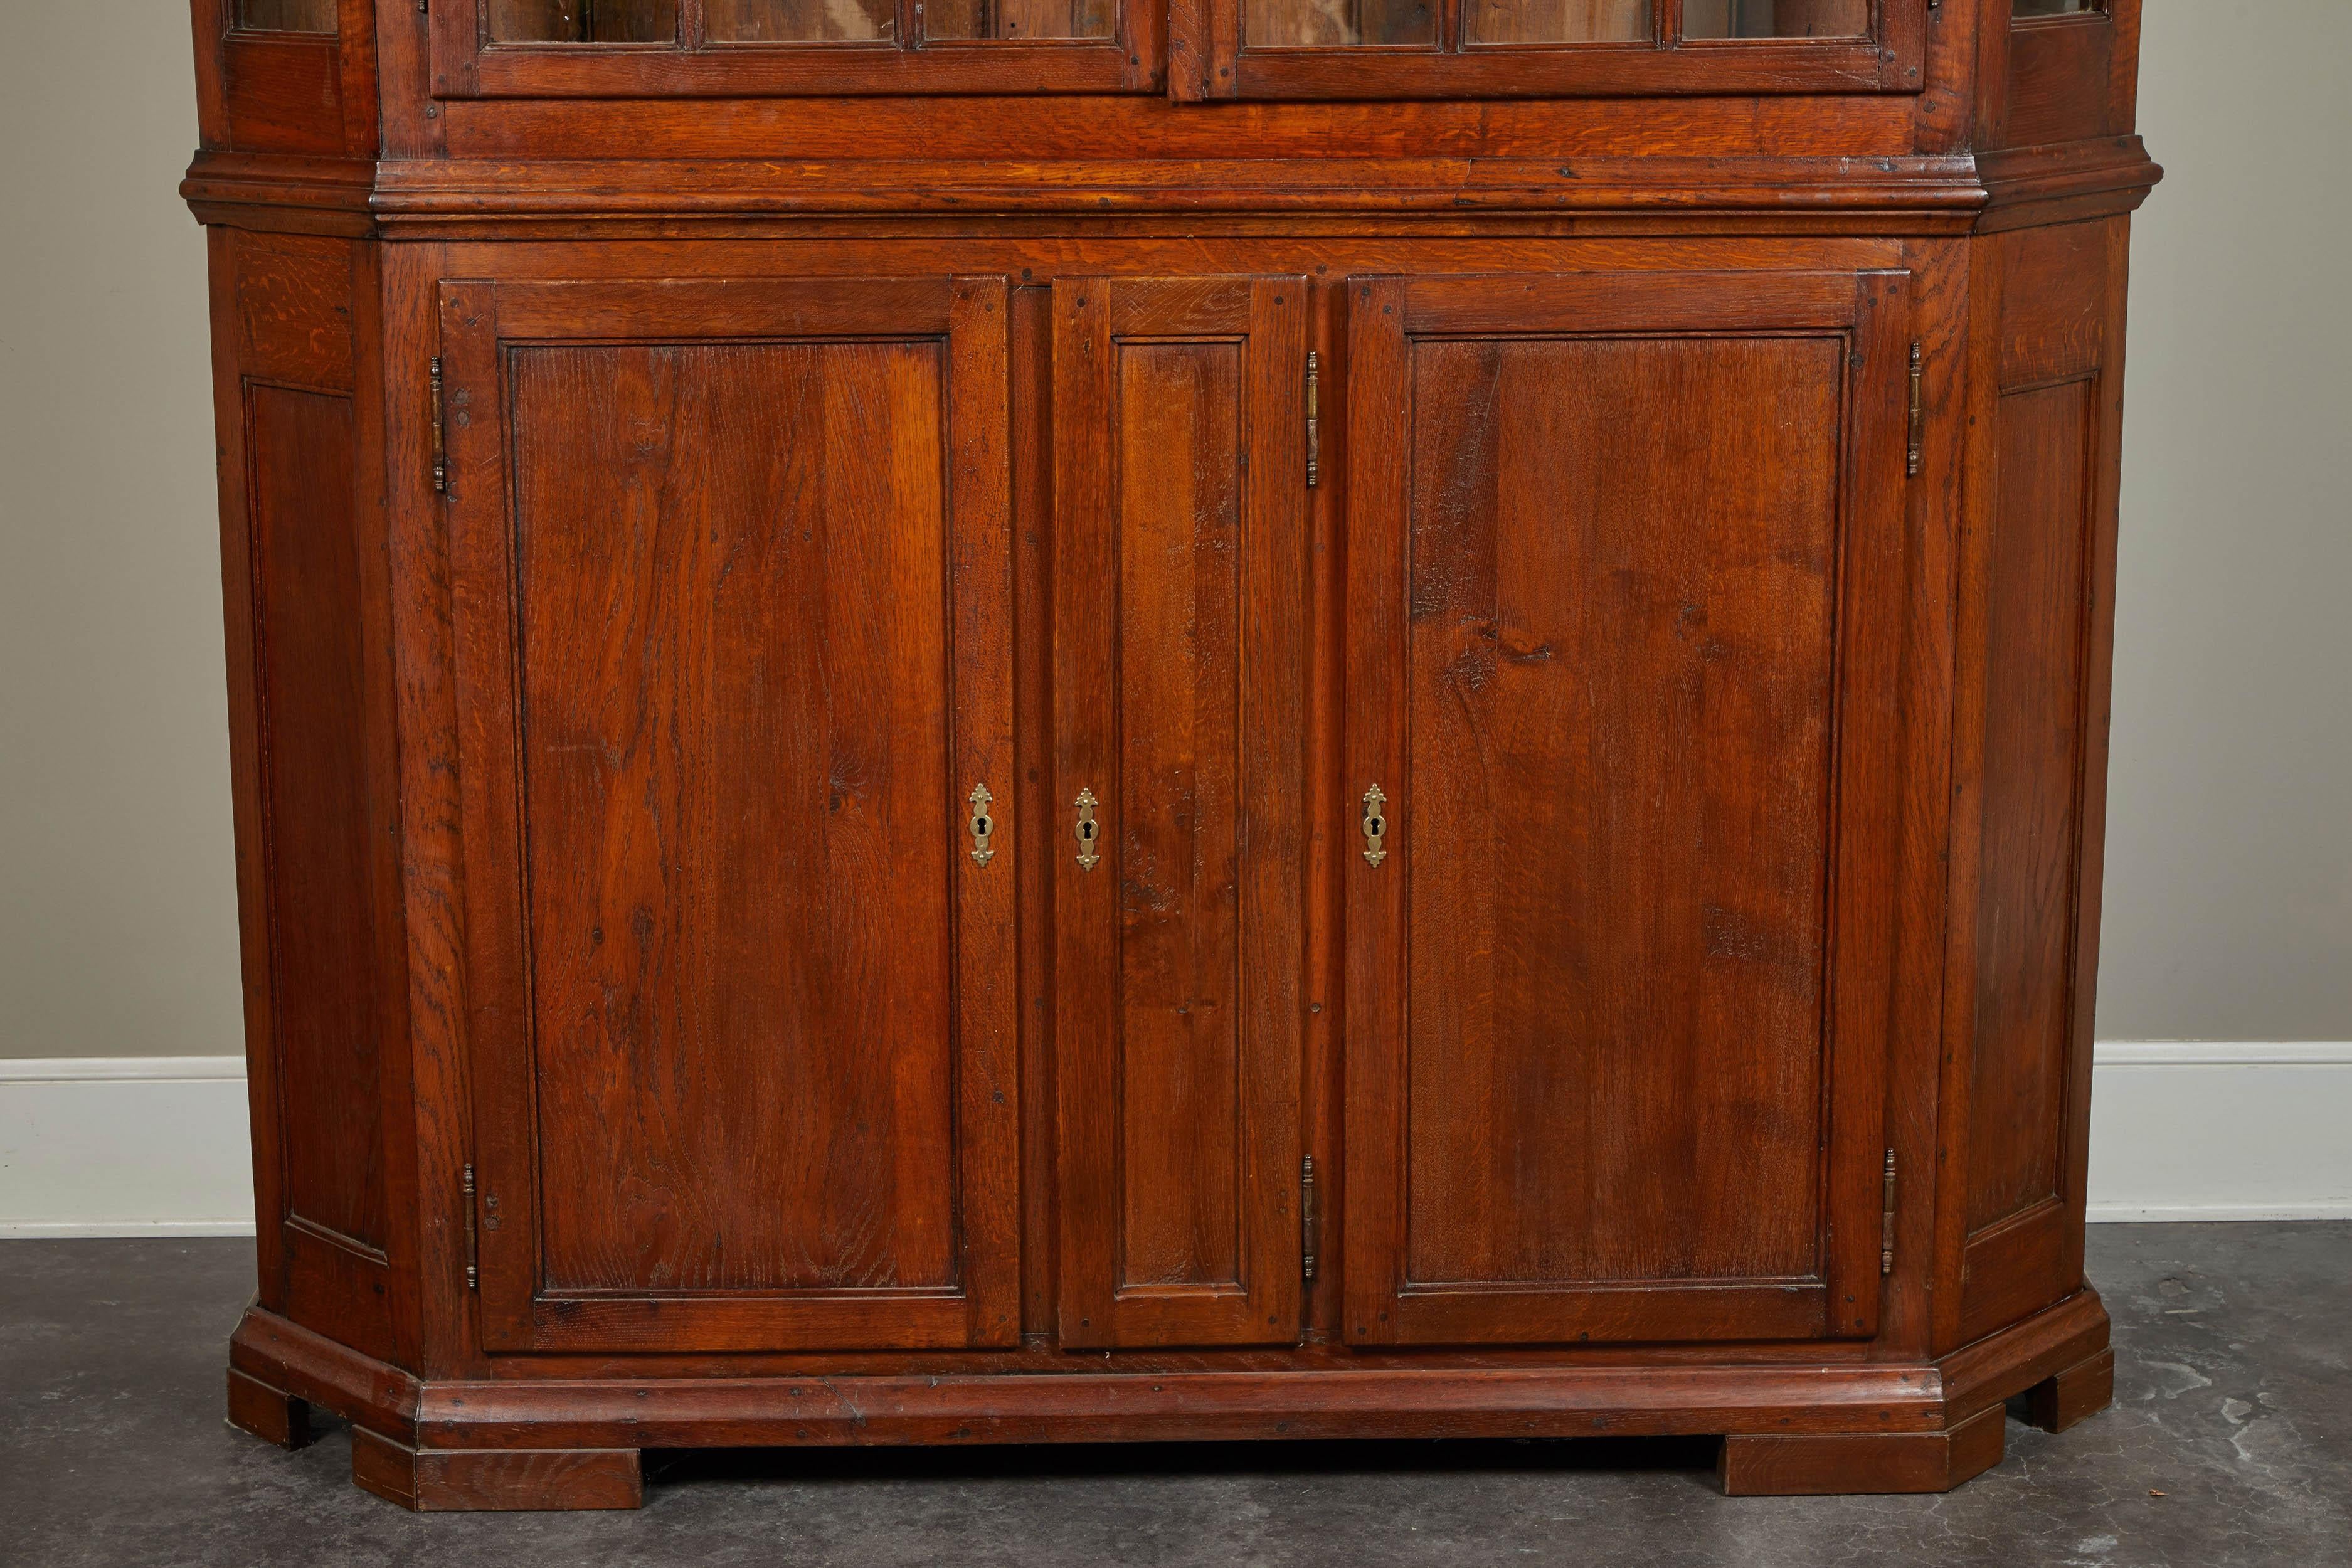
[225,1369,310,1451]
[228,1290,2110,1510]
[350,1429,646,1513]
[1719,1406,2007,1496]
[2025,1347,2117,1434]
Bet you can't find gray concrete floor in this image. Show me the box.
[1,1224,2344,1567]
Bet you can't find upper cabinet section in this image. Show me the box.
[431,0,1162,95]
[193,0,379,156]
[426,0,1924,98]
[1988,0,2137,149]
[236,0,339,29]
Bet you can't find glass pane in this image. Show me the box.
[2013,0,2102,16]
[706,0,894,40]
[235,0,337,31]
[1466,0,1648,46]
[1683,0,1868,39]
[1247,0,1435,46]
[926,0,1115,40]
[487,0,680,43]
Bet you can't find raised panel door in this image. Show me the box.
[439,277,1017,1353]
[1342,270,1913,1346]
[1052,278,1311,1348]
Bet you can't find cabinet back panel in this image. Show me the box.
[1400,335,1840,1289]
[507,341,960,1295]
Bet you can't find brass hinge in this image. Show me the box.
[1905,341,1925,479]
[429,354,449,495]
[1880,1150,1899,1276]
[1305,351,1322,490]
[461,1162,480,1291]
[1300,1155,1320,1281]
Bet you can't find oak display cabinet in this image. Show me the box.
[186,0,2156,1508]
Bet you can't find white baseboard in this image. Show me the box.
[0,1057,255,1237]
[3,1046,2346,1238]
[2085,1041,2352,1222]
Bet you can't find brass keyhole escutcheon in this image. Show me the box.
[1361,784,1389,867]
[967,783,996,867]
[1074,788,1101,871]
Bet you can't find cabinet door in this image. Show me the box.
[1177,0,1924,100]
[432,0,1159,98]
[439,277,1017,1353]
[1052,278,1310,1347]
[1342,270,1912,1346]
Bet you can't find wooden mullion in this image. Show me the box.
[1661,0,1684,47]
[681,0,706,49]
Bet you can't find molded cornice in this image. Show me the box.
[1975,136,2163,233]
[181,151,378,237]
[183,140,2161,241]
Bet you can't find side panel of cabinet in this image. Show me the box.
[192,0,380,156]
[1053,278,1310,1348]
[1942,220,2130,1350]
[1343,270,1912,1347]
[211,228,404,1365]
[440,277,1019,1354]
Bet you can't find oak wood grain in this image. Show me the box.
[1344,268,1910,1347]
[441,275,1019,1353]
[1054,277,1310,1348]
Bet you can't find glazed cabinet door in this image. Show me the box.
[1052,278,1311,1347]
[431,0,1160,97]
[1342,270,1912,1346]
[438,277,1019,1353]
[1180,0,1926,100]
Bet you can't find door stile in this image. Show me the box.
[1818,270,1914,1338]
[437,280,540,1352]
[1339,276,1414,1348]
[945,277,1023,1348]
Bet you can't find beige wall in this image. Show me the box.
[1,8,236,1059]
[0,3,2345,1058]
[2100,0,2352,1039]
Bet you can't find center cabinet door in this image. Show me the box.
[1052,278,1311,1347]
[438,277,1019,1353]
[1343,270,1914,1347]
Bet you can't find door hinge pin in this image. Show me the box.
[1905,341,1925,479]
[1305,351,1321,490]
[461,1161,480,1291]
[429,354,449,495]
[1301,1155,1320,1281]
[1880,1149,1898,1276]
